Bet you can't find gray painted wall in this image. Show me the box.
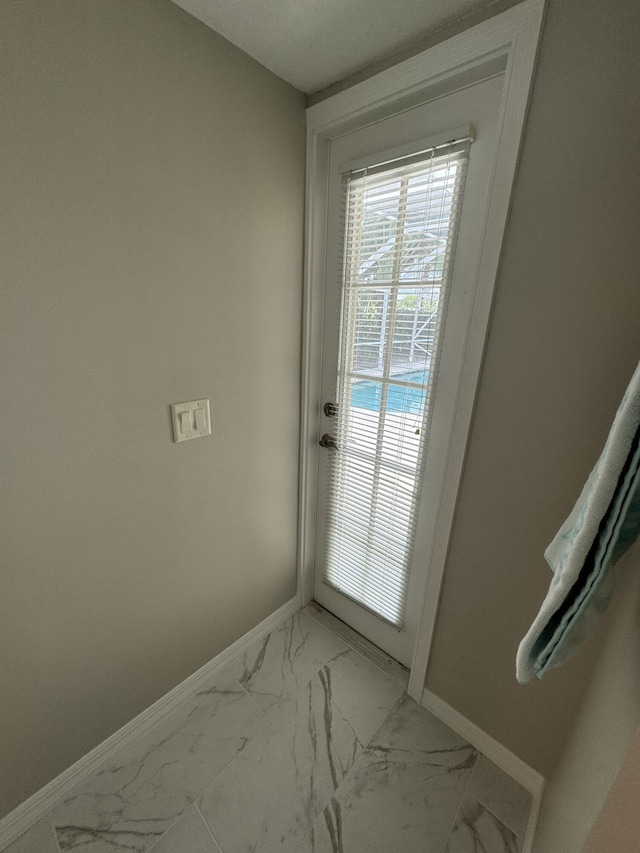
[583,721,640,853]
[424,0,640,774]
[0,0,305,817]
[532,550,640,852]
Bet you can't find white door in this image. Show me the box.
[313,74,504,667]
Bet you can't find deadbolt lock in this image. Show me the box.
[323,401,338,417]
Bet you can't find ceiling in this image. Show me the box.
[170,0,499,94]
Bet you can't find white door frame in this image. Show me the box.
[297,0,545,701]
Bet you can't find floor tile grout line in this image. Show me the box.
[194,801,225,853]
[192,671,324,817]
[151,622,282,834]
[324,691,481,853]
[47,817,62,853]
[322,689,407,830]
[438,746,480,853]
[353,691,407,754]
[233,608,353,717]
[143,803,226,853]
[146,808,187,853]
[466,756,531,840]
[233,676,271,720]
[464,791,526,844]
[195,726,261,813]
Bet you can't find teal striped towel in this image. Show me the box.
[516,361,640,683]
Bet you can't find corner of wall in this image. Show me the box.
[532,545,640,853]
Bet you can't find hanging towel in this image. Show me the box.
[516,361,640,684]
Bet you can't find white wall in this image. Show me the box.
[0,0,305,817]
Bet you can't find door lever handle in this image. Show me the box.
[319,433,338,450]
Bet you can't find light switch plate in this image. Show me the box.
[171,399,211,443]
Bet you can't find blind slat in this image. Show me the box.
[323,141,469,629]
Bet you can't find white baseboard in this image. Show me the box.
[421,687,544,853]
[0,596,300,851]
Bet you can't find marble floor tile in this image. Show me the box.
[445,795,521,853]
[51,670,266,853]
[467,755,532,839]
[198,660,367,853]
[148,805,221,853]
[318,647,404,769]
[6,611,535,853]
[335,695,477,853]
[3,820,59,853]
[220,610,349,713]
[296,798,380,853]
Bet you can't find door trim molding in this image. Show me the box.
[298,0,546,696]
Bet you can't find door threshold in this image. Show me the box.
[304,601,409,688]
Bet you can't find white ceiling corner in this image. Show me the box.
[170,0,501,94]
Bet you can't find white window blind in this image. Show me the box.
[323,140,470,627]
